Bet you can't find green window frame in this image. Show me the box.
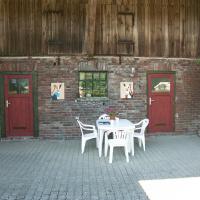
[79,71,108,97]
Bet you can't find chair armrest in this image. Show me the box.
[83,124,95,129]
[82,125,96,132]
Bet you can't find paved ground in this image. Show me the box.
[0,135,200,200]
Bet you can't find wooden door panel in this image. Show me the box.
[8,97,32,134]
[149,96,172,132]
[4,75,33,137]
[148,73,174,133]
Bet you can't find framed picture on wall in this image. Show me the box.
[120,82,134,99]
[51,83,65,100]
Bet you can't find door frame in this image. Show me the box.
[146,70,176,133]
[0,71,38,138]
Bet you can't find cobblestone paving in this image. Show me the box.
[1,135,200,200]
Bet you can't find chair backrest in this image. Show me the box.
[107,130,128,140]
[99,113,110,120]
[76,119,95,136]
[134,119,149,135]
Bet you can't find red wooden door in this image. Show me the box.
[148,73,175,133]
[4,75,33,137]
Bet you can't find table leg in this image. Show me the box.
[98,129,103,157]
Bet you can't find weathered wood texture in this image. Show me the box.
[0,0,200,57]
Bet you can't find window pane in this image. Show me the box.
[85,73,92,80]
[85,90,92,97]
[9,79,18,94]
[18,79,29,94]
[80,72,85,80]
[152,78,170,92]
[99,81,106,87]
[85,81,92,89]
[79,81,85,88]
[93,73,99,80]
[100,73,106,80]
[93,81,100,89]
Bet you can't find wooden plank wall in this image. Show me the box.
[0,0,200,57]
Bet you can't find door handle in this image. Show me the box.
[149,97,155,105]
[6,100,11,108]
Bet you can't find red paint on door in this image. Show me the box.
[4,75,34,137]
[148,73,174,133]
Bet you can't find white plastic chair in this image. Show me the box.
[98,114,110,120]
[131,119,149,156]
[104,130,129,163]
[76,119,98,154]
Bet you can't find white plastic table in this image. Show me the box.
[96,119,135,157]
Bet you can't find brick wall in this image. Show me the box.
[0,56,200,138]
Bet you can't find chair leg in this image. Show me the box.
[142,137,145,151]
[96,136,99,149]
[109,146,113,163]
[104,135,108,157]
[124,145,129,163]
[81,139,86,154]
[131,137,135,156]
[138,138,142,147]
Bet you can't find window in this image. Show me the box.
[79,72,107,97]
[9,79,29,94]
[151,78,170,93]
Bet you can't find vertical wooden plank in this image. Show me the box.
[94,3,101,54]
[9,0,15,55]
[191,0,197,57]
[174,0,180,57]
[117,10,126,39]
[197,0,200,56]
[125,14,133,41]
[168,0,174,57]
[71,2,75,53]
[106,4,112,54]
[162,0,169,57]
[83,0,97,55]
[194,0,198,57]
[35,0,42,55]
[64,0,71,54]
[179,0,185,57]
[72,2,80,53]
[117,5,127,54]
[111,4,117,54]
[26,0,31,55]
[144,0,150,56]
[185,0,190,57]
[41,0,48,55]
[133,0,138,56]
[29,0,33,55]
[155,0,163,56]
[102,3,108,54]
[140,0,146,56]
[0,0,4,55]
[149,0,155,56]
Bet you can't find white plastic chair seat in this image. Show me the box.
[76,119,98,154]
[105,130,129,163]
[83,132,97,139]
[131,119,149,156]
